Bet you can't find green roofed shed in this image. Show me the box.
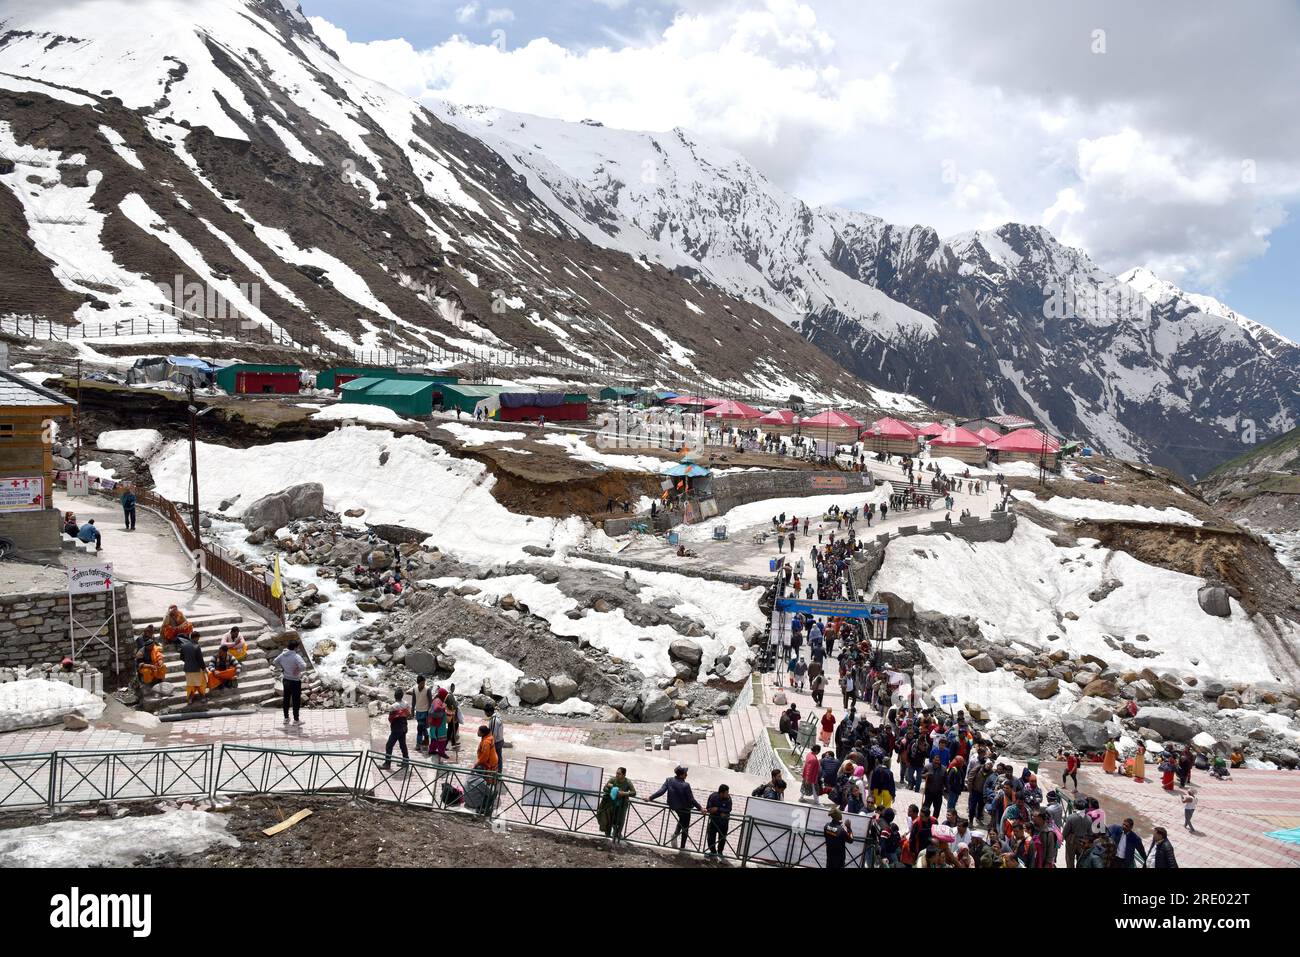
[349,378,440,417]
[439,383,505,415]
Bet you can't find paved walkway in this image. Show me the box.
[50,489,249,625]
[618,457,997,578]
[1036,761,1300,868]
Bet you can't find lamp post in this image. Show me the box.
[186,384,216,585]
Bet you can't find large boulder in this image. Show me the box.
[240,482,325,530]
[1082,678,1118,699]
[876,591,913,620]
[1197,585,1232,617]
[1068,696,1115,723]
[1133,706,1199,743]
[285,482,324,518]
[1060,716,1110,751]
[639,683,676,723]
[668,638,704,666]
[241,492,291,531]
[1025,677,1060,699]
[547,673,579,701]
[968,653,996,674]
[515,676,550,705]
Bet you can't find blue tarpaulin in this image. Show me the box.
[1266,827,1300,847]
[500,392,564,408]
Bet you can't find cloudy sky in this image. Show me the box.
[301,0,1299,339]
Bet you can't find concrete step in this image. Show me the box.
[132,612,249,634]
[135,617,267,639]
[144,674,280,713]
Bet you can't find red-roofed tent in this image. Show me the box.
[974,427,1002,444]
[860,417,921,454]
[987,427,1061,466]
[757,408,798,434]
[913,421,946,438]
[801,409,864,445]
[702,399,762,422]
[930,425,989,464]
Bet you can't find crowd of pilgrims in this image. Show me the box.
[752,522,1181,869]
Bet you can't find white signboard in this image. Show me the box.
[66,471,89,497]
[68,562,114,595]
[0,475,45,512]
[520,757,602,810]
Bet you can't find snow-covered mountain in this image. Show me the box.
[0,0,884,407]
[1,0,1295,475]
[449,106,1299,478]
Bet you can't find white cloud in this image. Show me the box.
[310,0,1300,291]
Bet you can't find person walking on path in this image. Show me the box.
[1148,827,1178,868]
[381,688,411,770]
[1182,789,1198,833]
[409,675,433,751]
[274,640,307,724]
[597,767,636,841]
[819,708,835,748]
[649,765,704,851]
[121,488,137,531]
[705,784,732,857]
[484,702,505,775]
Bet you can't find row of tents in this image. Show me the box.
[607,388,1061,467]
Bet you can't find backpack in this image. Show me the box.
[439,782,464,807]
[779,713,791,734]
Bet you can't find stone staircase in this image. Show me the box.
[661,703,766,772]
[136,612,282,714]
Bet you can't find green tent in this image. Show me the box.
[439,383,505,415]
[347,378,440,417]
[317,367,458,390]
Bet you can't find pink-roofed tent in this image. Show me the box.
[702,399,762,421]
[932,426,986,447]
[860,416,921,454]
[802,409,864,430]
[758,409,796,425]
[987,428,1060,453]
[931,425,989,464]
[863,417,920,439]
[974,427,1002,444]
[666,395,708,405]
[914,421,947,438]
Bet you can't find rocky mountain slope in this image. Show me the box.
[1,0,1295,473]
[454,105,1298,478]
[0,0,883,407]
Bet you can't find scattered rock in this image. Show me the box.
[968,653,996,674]
[1133,706,1199,743]
[516,676,550,705]
[1025,677,1060,699]
[1197,585,1232,617]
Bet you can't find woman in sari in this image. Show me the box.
[820,708,835,747]
[1101,740,1118,774]
[427,689,449,759]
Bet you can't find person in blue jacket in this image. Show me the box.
[649,765,703,851]
[121,488,137,530]
[77,518,102,552]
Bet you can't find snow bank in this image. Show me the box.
[539,433,666,472]
[145,426,606,562]
[0,679,105,732]
[312,403,407,425]
[872,518,1289,719]
[676,488,887,543]
[436,423,527,446]
[0,809,236,867]
[97,428,164,458]
[442,637,524,705]
[1024,495,1204,527]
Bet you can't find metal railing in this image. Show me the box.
[0,744,865,868]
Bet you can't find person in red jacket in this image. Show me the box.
[801,744,822,803]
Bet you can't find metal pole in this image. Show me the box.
[74,359,82,469]
[187,384,203,587]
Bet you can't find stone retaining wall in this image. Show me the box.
[0,585,134,672]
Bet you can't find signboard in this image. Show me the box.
[520,757,603,810]
[0,475,45,512]
[810,475,848,491]
[68,563,114,595]
[742,796,867,868]
[66,471,89,497]
[774,597,890,620]
[939,693,959,705]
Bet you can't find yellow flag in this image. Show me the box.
[271,553,283,599]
